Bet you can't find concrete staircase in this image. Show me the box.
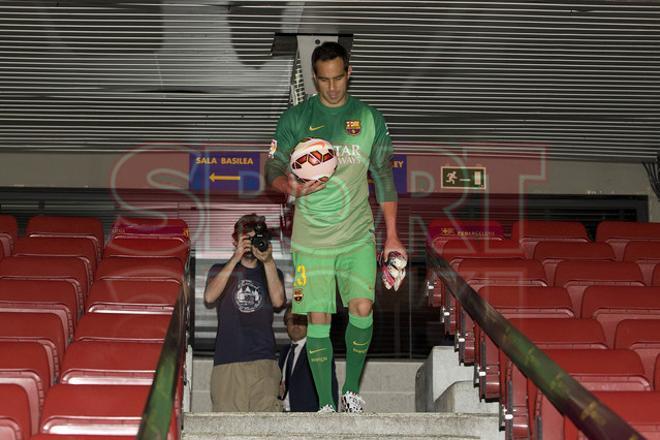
[185,346,503,440]
[191,358,422,413]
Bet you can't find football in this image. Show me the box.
[289,137,338,182]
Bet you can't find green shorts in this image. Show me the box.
[291,239,377,314]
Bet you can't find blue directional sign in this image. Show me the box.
[369,154,407,194]
[189,152,261,192]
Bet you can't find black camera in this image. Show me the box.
[251,222,271,252]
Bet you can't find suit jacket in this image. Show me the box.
[278,341,339,412]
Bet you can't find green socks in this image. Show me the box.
[306,323,335,409]
[343,312,373,394]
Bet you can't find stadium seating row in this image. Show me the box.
[0,215,189,440]
[428,219,660,439]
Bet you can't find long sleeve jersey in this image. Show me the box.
[266,94,397,251]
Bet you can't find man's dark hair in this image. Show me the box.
[311,41,349,74]
[232,213,266,241]
[283,302,308,325]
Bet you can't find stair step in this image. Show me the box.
[185,434,477,440]
[184,412,500,440]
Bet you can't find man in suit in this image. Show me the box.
[279,303,338,412]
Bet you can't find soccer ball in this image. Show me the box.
[289,138,338,182]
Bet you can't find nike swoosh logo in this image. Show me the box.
[352,341,370,347]
[309,125,325,131]
[309,348,327,354]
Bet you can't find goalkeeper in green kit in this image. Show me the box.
[265,42,407,413]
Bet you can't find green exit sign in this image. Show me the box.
[441,166,487,189]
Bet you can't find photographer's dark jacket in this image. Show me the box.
[207,262,285,366]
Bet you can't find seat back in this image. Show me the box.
[458,258,548,291]
[111,217,189,243]
[104,238,189,266]
[74,313,170,343]
[614,319,660,382]
[655,355,660,391]
[624,241,660,285]
[553,261,644,313]
[596,221,660,260]
[532,349,649,440]
[533,241,615,283]
[582,286,660,346]
[60,341,160,385]
[95,257,183,285]
[14,237,97,284]
[564,391,660,440]
[0,312,66,381]
[0,340,52,434]
[475,287,574,400]
[479,285,574,316]
[502,318,608,439]
[511,220,589,258]
[26,215,104,262]
[86,280,179,315]
[0,279,80,341]
[0,383,31,438]
[0,215,18,256]
[0,256,89,313]
[39,384,150,436]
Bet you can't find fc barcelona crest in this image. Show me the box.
[345,120,361,135]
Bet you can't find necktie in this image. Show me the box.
[283,343,297,398]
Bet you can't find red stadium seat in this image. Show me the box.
[655,354,660,391]
[39,384,150,436]
[581,286,660,347]
[74,313,170,343]
[511,220,589,258]
[95,256,183,285]
[0,256,89,315]
[615,319,660,383]
[564,391,660,440]
[0,383,31,439]
[596,221,660,260]
[111,217,189,243]
[0,215,17,257]
[104,237,189,266]
[0,312,66,381]
[32,436,135,440]
[60,341,160,385]
[26,215,104,262]
[476,286,574,400]
[0,279,79,342]
[533,241,615,284]
[0,341,52,435]
[14,237,97,284]
[455,258,547,364]
[439,240,524,334]
[86,280,179,314]
[502,318,607,439]
[624,241,660,286]
[530,349,650,440]
[553,261,644,314]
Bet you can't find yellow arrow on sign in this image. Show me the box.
[209,173,241,182]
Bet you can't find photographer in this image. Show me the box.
[204,213,286,412]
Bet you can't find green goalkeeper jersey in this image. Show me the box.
[266,94,397,251]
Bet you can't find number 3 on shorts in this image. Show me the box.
[294,264,307,287]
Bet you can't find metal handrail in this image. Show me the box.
[137,290,187,440]
[426,246,642,440]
